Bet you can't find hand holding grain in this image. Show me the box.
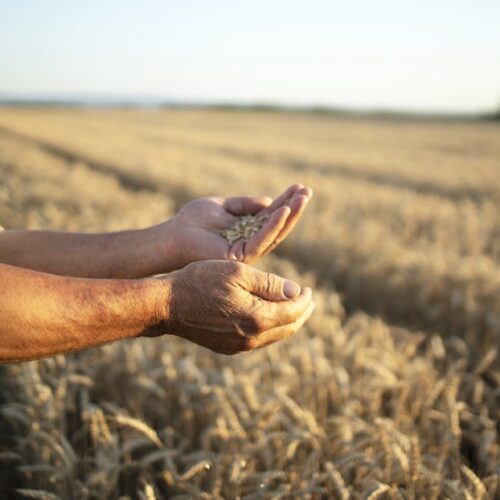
[160,184,312,270]
[154,260,315,354]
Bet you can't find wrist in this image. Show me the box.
[138,274,174,337]
[146,219,183,274]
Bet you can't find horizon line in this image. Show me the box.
[0,95,499,121]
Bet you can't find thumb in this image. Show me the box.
[245,268,301,301]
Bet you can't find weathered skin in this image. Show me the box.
[157,261,315,355]
[0,184,312,278]
[0,185,314,362]
[0,260,314,362]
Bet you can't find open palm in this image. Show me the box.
[169,184,312,267]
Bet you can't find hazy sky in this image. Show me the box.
[1,1,499,113]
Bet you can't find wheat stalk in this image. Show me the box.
[16,490,61,500]
[112,414,163,448]
[461,464,487,500]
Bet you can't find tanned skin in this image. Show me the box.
[0,184,312,278]
[0,185,314,363]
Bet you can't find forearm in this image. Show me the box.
[0,224,176,278]
[0,263,170,363]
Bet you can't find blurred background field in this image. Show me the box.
[1,0,500,498]
[0,107,499,498]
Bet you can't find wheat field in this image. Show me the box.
[0,107,498,499]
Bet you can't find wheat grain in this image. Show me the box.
[221,214,269,245]
[325,462,349,500]
[143,483,156,500]
[461,464,487,499]
[16,490,61,500]
[409,435,421,485]
[365,483,391,500]
[112,414,163,448]
[179,461,211,481]
[1,109,499,499]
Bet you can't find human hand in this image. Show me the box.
[155,260,315,354]
[158,184,312,270]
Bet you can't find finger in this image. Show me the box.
[224,196,272,215]
[244,206,290,262]
[241,267,313,330]
[263,191,311,255]
[249,300,316,350]
[228,238,245,261]
[243,266,305,301]
[254,286,313,329]
[259,184,304,215]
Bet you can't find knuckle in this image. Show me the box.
[251,316,266,335]
[245,304,267,335]
[240,317,261,336]
[242,254,252,264]
[264,273,276,296]
[226,260,245,278]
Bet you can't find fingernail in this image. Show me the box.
[284,280,300,298]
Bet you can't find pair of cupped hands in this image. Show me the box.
[151,184,315,355]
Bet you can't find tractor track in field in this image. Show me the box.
[205,146,498,203]
[0,125,197,208]
[0,125,162,194]
[1,124,497,204]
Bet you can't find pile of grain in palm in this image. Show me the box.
[222,214,269,245]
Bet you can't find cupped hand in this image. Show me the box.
[155,260,315,355]
[164,184,312,269]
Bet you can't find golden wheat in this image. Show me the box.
[0,108,498,498]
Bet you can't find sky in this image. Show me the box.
[1,1,499,113]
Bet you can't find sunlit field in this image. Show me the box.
[0,108,499,499]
